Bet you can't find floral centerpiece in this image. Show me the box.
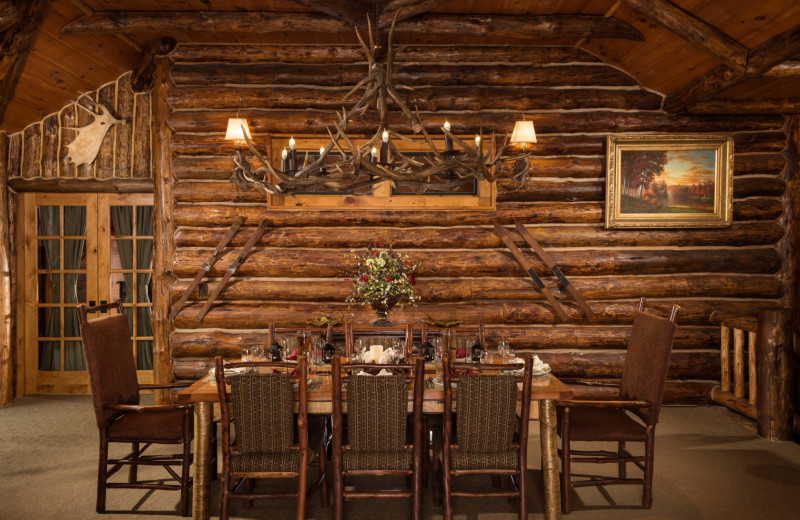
[346,243,419,326]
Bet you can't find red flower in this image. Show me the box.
[410,276,416,285]
[385,276,392,282]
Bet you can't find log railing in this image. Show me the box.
[710,308,796,441]
[709,310,758,419]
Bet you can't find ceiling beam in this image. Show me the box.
[663,23,800,113]
[621,0,747,71]
[288,0,367,27]
[379,0,455,27]
[765,60,800,78]
[0,2,19,32]
[0,0,47,123]
[61,11,644,41]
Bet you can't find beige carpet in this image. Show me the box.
[1,395,799,519]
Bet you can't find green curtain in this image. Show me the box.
[63,206,86,371]
[37,207,60,371]
[135,206,154,370]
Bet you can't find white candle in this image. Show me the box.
[289,137,296,150]
[444,120,452,151]
[380,130,390,163]
[371,146,377,164]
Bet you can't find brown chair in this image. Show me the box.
[331,355,425,520]
[77,299,193,516]
[434,355,534,520]
[344,322,414,358]
[214,355,328,520]
[557,297,679,512]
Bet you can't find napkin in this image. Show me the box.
[533,355,550,372]
[376,369,392,376]
[455,348,466,359]
[287,349,297,360]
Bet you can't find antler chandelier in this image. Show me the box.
[225,17,537,196]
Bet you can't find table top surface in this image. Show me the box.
[178,363,573,405]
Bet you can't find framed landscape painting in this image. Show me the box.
[605,135,733,228]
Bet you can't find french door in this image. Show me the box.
[18,193,155,394]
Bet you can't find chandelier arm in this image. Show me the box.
[356,21,375,67]
[386,85,422,132]
[445,128,477,155]
[413,106,444,162]
[385,11,400,84]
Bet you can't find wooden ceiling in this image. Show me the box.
[2,0,800,133]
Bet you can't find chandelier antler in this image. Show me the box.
[232,14,535,196]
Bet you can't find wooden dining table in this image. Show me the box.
[178,363,572,520]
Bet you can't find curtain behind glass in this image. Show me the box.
[63,206,86,370]
[38,207,60,371]
[136,206,154,370]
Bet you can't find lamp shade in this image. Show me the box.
[510,120,537,144]
[224,118,252,142]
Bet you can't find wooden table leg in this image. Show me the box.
[192,402,212,520]
[539,399,561,520]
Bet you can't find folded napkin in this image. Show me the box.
[272,368,299,377]
[376,369,392,376]
[450,366,474,377]
[287,349,297,360]
[455,348,466,359]
[533,355,550,372]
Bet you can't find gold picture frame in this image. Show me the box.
[605,134,733,229]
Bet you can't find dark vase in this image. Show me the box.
[370,295,402,327]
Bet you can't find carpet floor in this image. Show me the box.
[1,395,799,519]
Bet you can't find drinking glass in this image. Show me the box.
[498,339,511,362]
[480,350,494,364]
[241,346,254,363]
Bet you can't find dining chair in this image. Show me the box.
[213,354,328,520]
[344,322,414,358]
[268,323,336,359]
[331,355,426,520]
[557,297,679,513]
[433,355,534,520]
[77,299,193,516]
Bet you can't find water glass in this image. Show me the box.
[480,350,494,364]
[241,346,254,363]
[498,339,511,362]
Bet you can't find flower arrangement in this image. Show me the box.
[346,243,419,308]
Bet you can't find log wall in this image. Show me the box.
[163,44,789,404]
[5,72,153,182]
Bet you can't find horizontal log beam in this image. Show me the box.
[168,85,662,112]
[621,0,747,70]
[8,177,154,193]
[171,247,782,279]
[764,60,800,78]
[172,198,783,228]
[497,175,786,202]
[168,274,781,305]
[169,325,719,358]
[173,221,785,250]
[288,0,365,27]
[167,109,785,135]
[170,63,638,88]
[711,387,757,419]
[62,12,644,41]
[709,309,759,333]
[170,299,769,329]
[170,44,603,64]
[690,98,800,114]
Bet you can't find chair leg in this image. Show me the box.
[298,457,309,520]
[97,434,108,514]
[618,441,627,480]
[129,442,139,483]
[560,429,572,514]
[318,445,329,507]
[643,432,655,508]
[180,439,192,517]
[517,468,528,520]
[219,468,230,520]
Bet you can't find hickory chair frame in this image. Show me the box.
[77,299,193,516]
[331,355,426,520]
[557,297,679,513]
[434,355,534,520]
[213,355,328,520]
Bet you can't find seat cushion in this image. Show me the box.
[107,409,188,442]
[451,449,518,470]
[343,449,412,471]
[565,407,648,442]
[231,450,300,474]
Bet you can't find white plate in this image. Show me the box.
[208,367,247,377]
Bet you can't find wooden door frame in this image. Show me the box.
[16,192,154,395]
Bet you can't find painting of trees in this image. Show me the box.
[620,150,668,198]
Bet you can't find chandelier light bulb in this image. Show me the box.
[289,137,296,150]
[281,148,288,159]
[443,120,451,132]
[382,130,389,143]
